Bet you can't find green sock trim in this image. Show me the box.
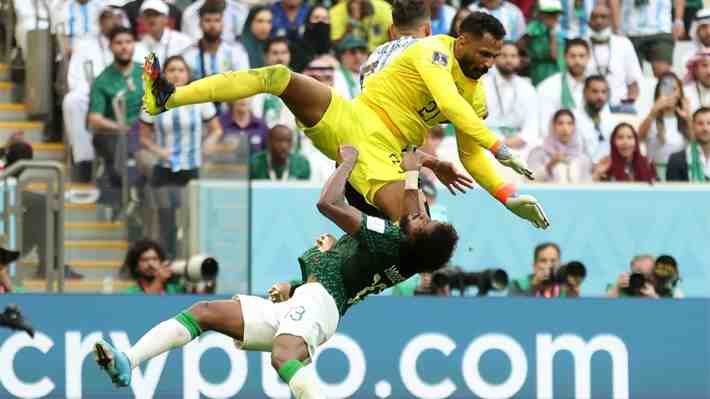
[175,311,202,339]
[278,359,303,383]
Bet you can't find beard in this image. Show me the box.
[497,64,515,77]
[587,100,604,113]
[462,65,488,79]
[202,32,221,44]
[115,55,132,67]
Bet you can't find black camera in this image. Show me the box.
[432,267,509,296]
[0,304,34,337]
[546,261,586,286]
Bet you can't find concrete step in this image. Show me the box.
[22,278,134,293]
[0,82,19,103]
[0,64,10,82]
[31,142,65,162]
[65,221,125,240]
[0,121,44,142]
[17,259,123,280]
[0,103,27,120]
[64,240,128,262]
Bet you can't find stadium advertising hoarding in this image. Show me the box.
[0,295,707,398]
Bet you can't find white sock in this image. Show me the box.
[288,365,326,399]
[125,319,193,369]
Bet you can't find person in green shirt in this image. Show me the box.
[88,26,145,187]
[121,239,185,294]
[250,124,311,180]
[518,0,564,86]
[94,145,459,398]
[509,242,581,297]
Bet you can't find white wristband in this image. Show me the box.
[404,170,419,190]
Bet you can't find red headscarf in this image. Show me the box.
[609,123,656,182]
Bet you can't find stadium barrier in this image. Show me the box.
[0,294,707,398]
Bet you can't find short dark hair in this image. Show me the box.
[401,223,459,273]
[584,74,607,90]
[552,108,575,124]
[459,11,506,40]
[163,55,192,81]
[199,1,225,18]
[391,0,430,31]
[655,254,678,269]
[108,26,134,43]
[564,38,589,54]
[123,239,166,280]
[5,139,33,168]
[265,36,289,54]
[534,242,560,262]
[693,106,710,121]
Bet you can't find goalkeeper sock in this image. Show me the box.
[167,65,292,109]
[278,360,326,399]
[125,310,201,369]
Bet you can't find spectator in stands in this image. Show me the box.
[557,0,595,39]
[334,35,368,100]
[575,76,615,163]
[64,4,129,183]
[123,0,183,37]
[238,6,273,68]
[270,0,310,40]
[250,125,311,180]
[0,247,21,293]
[528,109,593,183]
[586,4,643,113]
[483,41,540,181]
[181,0,249,43]
[219,98,269,158]
[537,38,590,132]
[430,0,457,35]
[139,56,223,257]
[689,9,710,57]
[469,0,527,41]
[519,0,563,86]
[181,2,250,82]
[137,0,192,64]
[12,0,51,60]
[250,37,298,132]
[667,107,710,181]
[592,123,656,181]
[638,72,691,171]
[289,5,332,72]
[54,0,106,55]
[607,254,656,297]
[123,239,185,294]
[509,242,581,297]
[609,0,684,78]
[88,26,144,188]
[683,51,710,112]
[330,0,393,51]
[448,7,472,37]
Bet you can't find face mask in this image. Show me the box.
[304,22,331,55]
[590,27,612,41]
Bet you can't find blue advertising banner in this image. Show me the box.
[0,294,708,398]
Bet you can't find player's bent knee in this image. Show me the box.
[186,301,213,330]
[271,335,309,370]
[264,64,292,96]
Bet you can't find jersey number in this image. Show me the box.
[418,100,441,122]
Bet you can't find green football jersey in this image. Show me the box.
[298,215,412,316]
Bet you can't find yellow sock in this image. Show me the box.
[166,65,292,109]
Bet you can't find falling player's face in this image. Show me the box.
[457,32,502,80]
[400,212,440,238]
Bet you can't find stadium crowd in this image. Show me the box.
[1,0,702,294]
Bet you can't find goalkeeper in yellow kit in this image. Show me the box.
[143,11,549,229]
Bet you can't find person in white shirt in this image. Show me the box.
[54,0,106,54]
[689,9,710,56]
[181,2,250,80]
[430,0,456,35]
[609,0,685,77]
[181,0,248,43]
[575,75,617,163]
[62,4,133,182]
[585,4,643,113]
[138,0,192,64]
[468,0,526,41]
[482,42,539,179]
[537,38,590,134]
[666,106,710,181]
[683,50,710,112]
[638,72,692,169]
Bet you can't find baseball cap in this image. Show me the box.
[539,0,562,13]
[140,0,169,15]
[335,35,368,53]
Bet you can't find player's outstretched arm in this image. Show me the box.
[316,145,363,235]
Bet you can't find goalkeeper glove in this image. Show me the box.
[495,145,534,180]
[505,193,550,229]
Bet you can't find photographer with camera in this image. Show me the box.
[607,254,683,298]
[123,240,186,294]
[509,243,586,298]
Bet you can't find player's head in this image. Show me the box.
[454,12,506,79]
[399,213,459,273]
[199,1,225,43]
[389,0,431,40]
[124,239,166,281]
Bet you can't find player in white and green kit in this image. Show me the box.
[93,146,459,399]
